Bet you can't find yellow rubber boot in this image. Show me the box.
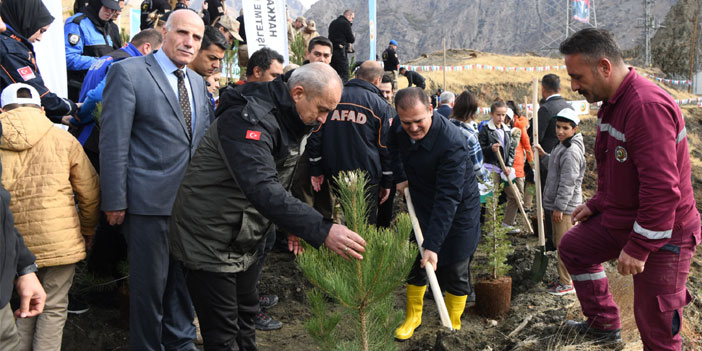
[394,284,427,340]
[445,292,468,330]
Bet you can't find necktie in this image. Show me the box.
[174,69,192,136]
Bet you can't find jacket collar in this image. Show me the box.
[604,67,636,106]
[345,78,381,94]
[486,119,508,131]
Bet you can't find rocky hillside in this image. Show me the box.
[304,0,678,63]
[652,0,700,77]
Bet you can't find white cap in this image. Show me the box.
[506,107,514,119]
[1,83,41,108]
[556,107,579,125]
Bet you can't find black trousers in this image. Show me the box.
[376,186,396,228]
[407,255,472,296]
[185,265,260,351]
[330,48,349,82]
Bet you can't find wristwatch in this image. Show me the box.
[17,263,38,277]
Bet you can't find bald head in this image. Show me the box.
[355,61,384,86]
[288,62,343,125]
[162,10,205,68]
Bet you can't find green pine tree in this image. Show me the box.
[476,179,514,279]
[297,170,416,351]
[289,34,307,65]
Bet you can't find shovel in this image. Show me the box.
[527,78,549,282]
[403,188,453,331]
[494,151,534,234]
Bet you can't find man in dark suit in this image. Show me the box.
[100,9,213,350]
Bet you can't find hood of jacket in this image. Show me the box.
[564,132,585,154]
[0,107,53,152]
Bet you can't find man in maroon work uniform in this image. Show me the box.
[557,28,700,350]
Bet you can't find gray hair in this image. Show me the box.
[287,62,343,96]
[439,91,455,105]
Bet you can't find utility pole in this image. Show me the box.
[644,0,652,66]
[689,0,701,93]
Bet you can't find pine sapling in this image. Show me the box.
[297,170,416,351]
[476,179,514,280]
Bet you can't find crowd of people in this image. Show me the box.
[0,1,698,351]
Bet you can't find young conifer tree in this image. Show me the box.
[476,180,514,279]
[297,170,416,351]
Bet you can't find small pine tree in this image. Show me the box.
[476,179,514,280]
[297,170,416,351]
[289,34,307,65]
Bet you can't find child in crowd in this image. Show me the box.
[450,90,490,185]
[478,99,520,233]
[0,83,99,348]
[534,108,585,296]
[506,101,533,211]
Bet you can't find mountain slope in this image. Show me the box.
[304,0,678,62]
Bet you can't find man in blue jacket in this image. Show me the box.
[391,87,481,340]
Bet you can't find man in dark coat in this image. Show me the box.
[307,60,394,225]
[382,40,400,90]
[168,63,367,350]
[391,87,480,340]
[399,67,426,89]
[328,9,355,82]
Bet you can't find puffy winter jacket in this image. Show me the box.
[512,115,533,178]
[542,133,585,214]
[0,107,99,268]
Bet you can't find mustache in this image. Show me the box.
[177,46,195,55]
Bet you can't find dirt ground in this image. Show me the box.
[61,109,702,350]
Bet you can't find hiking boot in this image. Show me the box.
[547,283,575,296]
[566,320,622,342]
[255,311,283,331]
[67,296,90,315]
[259,294,278,309]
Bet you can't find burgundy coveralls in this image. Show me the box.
[559,68,701,351]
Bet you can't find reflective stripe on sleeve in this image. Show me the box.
[309,157,322,162]
[571,271,607,282]
[677,127,687,144]
[598,119,627,142]
[633,221,672,239]
[382,171,393,175]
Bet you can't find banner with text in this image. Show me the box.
[242,0,289,65]
[369,0,376,61]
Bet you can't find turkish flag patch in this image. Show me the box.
[245,130,261,140]
[17,66,35,81]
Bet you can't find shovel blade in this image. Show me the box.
[529,247,549,282]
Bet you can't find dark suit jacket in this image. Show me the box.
[99,52,213,215]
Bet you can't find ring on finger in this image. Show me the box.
[344,246,349,252]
